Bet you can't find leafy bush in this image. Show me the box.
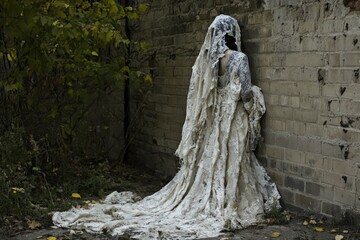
[0,126,37,216]
[0,0,151,217]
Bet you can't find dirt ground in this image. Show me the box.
[6,217,360,240]
[2,164,359,240]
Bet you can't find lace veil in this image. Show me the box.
[175,15,242,162]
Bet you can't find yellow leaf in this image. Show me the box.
[309,219,317,225]
[330,229,337,233]
[71,193,81,199]
[0,52,3,58]
[138,3,148,13]
[28,220,42,230]
[314,227,324,232]
[271,231,281,238]
[145,74,152,83]
[127,11,139,20]
[335,235,344,240]
[7,53,13,62]
[49,109,57,118]
[109,4,118,15]
[91,51,98,56]
[67,89,74,95]
[32,167,41,173]
[140,41,150,52]
[11,187,25,193]
[47,236,57,240]
[125,6,133,11]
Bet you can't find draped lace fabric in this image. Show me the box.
[52,15,281,239]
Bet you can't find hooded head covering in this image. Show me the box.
[205,14,241,67]
[175,15,242,161]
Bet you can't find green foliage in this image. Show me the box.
[0,126,37,216]
[0,0,151,217]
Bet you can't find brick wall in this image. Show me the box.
[129,0,360,217]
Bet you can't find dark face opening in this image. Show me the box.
[225,34,238,51]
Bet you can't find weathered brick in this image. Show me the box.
[341,53,360,67]
[306,153,332,170]
[318,115,342,127]
[265,145,285,160]
[321,141,345,159]
[278,186,294,203]
[305,123,325,137]
[327,53,341,67]
[319,19,344,34]
[341,84,360,100]
[248,12,265,25]
[285,176,305,192]
[267,106,294,120]
[280,0,301,7]
[285,53,324,66]
[302,37,320,52]
[320,183,334,201]
[268,170,284,186]
[273,21,294,35]
[322,171,354,191]
[306,181,321,196]
[333,159,358,176]
[339,99,360,115]
[298,21,316,34]
[300,96,321,110]
[295,193,321,212]
[322,201,342,217]
[275,132,300,150]
[293,109,317,123]
[321,98,340,113]
[334,187,356,206]
[284,149,306,165]
[265,119,286,131]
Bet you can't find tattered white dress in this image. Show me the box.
[53,15,280,240]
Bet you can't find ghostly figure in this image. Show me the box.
[53,15,281,239]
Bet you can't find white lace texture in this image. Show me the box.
[52,15,281,240]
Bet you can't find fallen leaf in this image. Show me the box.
[47,237,57,240]
[330,229,337,233]
[309,219,317,225]
[303,220,309,226]
[342,230,349,233]
[271,231,281,238]
[71,193,81,199]
[28,220,42,230]
[314,227,325,232]
[335,235,344,240]
[82,203,90,209]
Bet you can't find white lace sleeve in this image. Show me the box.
[246,86,266,151]
[238,55,253,103]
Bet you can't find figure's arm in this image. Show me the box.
[238,54,253,103]
[238,55,267,151]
